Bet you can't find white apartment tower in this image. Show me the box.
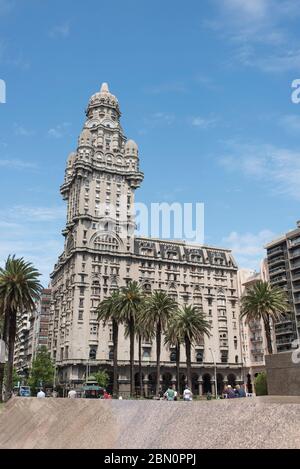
[49,83,243,396]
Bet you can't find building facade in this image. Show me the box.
[48,83,243,396]
[265,221,300,352]
[237,262,272,392]
[14,289,52,379]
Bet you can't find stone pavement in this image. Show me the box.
[0,396,300,449]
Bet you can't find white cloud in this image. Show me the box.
[0,158,37,170]
[49,21,70,38]
[4,205,66,222]
[0,204,66,286]
[222,229,275,270]
[14,123,35,137]
[279,114,300,133]
[48,122,71,139]
[191,116,219,129]
[219,141,300,200]
[206,0,300,72]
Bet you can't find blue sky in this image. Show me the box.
[0,0,300,286]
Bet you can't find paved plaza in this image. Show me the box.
[0,397,300,449]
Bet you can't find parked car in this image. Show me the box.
[19,386,31,397]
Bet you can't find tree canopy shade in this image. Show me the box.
[240,280,289,354]
[0,255,42,401]
[173,305,211,389]
[118,282,144,396]
[141,291,178,395]
[97,291,123,397]
[28,346,54,393]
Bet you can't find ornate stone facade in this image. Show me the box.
[48,83,243,396]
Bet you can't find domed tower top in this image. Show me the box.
[87,82,120,116]
[125,139,139,158]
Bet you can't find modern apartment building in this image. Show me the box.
[265,221,300,352]
[48,83,244,396]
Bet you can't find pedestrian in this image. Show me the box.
[226,385,236,398]
[68,388,77,398]
[164,385,176,401]
[172,384,178,401]
[183,385,193,401]
[158,387,164,400]
[234,385,240,397]
[238,384,246,398]
[37,389,46,398]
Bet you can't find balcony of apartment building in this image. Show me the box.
[290,260,300,271]
[289,248,300,260]
[271,275,287,285]
[250,347,264,355]
[250,336,263,344]
[268,246,284,257]
[276,336,294,346]
[268,255,286,267]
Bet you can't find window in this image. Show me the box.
[89,347,97,360]
[196,351,203,363]
[143,349,151,359]
[235,355,239,364]
[78,310,83,321]
[170,351,177,362]
[108,348,113,360]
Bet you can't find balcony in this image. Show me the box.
[250,337,263,343]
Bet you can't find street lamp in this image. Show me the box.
[209,347,218,399]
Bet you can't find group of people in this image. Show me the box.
[158,384,193,401]
[222,384,247,399]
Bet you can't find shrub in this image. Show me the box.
[254,372,268,396]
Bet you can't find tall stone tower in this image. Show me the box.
[50,83,143,384]
[50,83,243,396]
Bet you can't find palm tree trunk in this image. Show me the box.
[5,311,16,401]
[156,320,161,396]
[129,317,135,397]
[0,316,8,403]
[185,336,192,389]
[112,319,119,398]
[263,317,273,354]
[176,343,180,394]
[138,335,143,397]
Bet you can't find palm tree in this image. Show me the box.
[118,282,144,396]
[164,317,183,394]
[240,280,289,354]
[125,311,152,398]
[142,291,178,395]
[0,255,42,401]
[0,310,7,403]
[96,290,122,398]
[174,305,211,389]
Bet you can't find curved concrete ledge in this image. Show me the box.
[0,397,300,449]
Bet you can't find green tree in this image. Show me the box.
[174,305,211,389]
[142,291,178,395]
[240,281,288,354]
[164,316,184,394]
[0,256,42,401]
[97,291,122,398]
[4,366,21,388]
[94,370,109,389]
[118,282,144,397]
[254,372,268,396]
[28,346,54,393]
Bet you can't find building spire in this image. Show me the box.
[100,82,109,93]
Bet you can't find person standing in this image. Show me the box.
[183,385,193,401]
[68,388,77,398]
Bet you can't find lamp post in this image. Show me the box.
[209,347,218,399]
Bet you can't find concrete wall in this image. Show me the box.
[265,351,300,396]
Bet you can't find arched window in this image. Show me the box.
[94,234,119,252]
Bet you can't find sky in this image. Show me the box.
[0,0,300,286]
